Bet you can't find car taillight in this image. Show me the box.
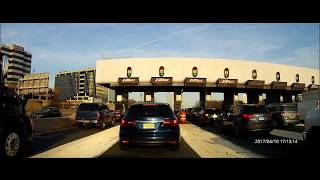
[242,114,253,120]
[120,119,127,127]
[120,119,135,127]
[162,118,179,128]
[96,112,100,119]
[281,112,286,117]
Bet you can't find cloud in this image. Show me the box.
[277,47,320,69]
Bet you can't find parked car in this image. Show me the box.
[197,108,222,126]
[0,86,34,158]
[31,106,62,119]
[220,104,273,137]
[119,103,181,151]
[76,103,115,129]
[266,103,300,128]
[302,100,320,147]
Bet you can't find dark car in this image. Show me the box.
[76,103,115,129]
[197,108,222,126]
[266,103,300,128]
[119,103,181,151]
[189,107,201,122]
[220,104,273,137]
[115,110,124,122]
[186,108,193,120]
[0,86,34,158]
[31,106,62,119]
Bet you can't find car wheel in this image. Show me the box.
[171,143,180,151]
[119,143,128,151]
[262,131,271,137]
[100,122,106,130]
[0,127,24,158]
[111,120,115,127]
[77,123,84,129]
[234,124,241,137]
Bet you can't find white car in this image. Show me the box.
[302,101,320,145]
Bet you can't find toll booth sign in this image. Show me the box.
[216,78,238,88]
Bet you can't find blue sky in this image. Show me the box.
[1,23,319,107]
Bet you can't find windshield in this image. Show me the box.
[39,107,52,113]
[126,104,174,119]
[77,104,99,111]
[242,106,266,114]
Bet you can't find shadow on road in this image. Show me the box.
[100,138,200,158]
[27,126,105,157]
[188,121,316,158]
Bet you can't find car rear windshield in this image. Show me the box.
[126,104,174,119]
[277,105,297,111]
[77,104,99,111]
[242,106,266,114]
[205,109,220,114]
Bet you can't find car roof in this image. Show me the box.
[131,102,170,106]
[235,104,264,106]
[266,103,297,107]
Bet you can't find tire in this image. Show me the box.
[234,124,241,138]
[100,122,106,130]
[0,127,24,158]
[306,128,320,147]
[77,123,84,129]
[171,143,180,151]
[119,143,128,151]
[261,131,271,137]
[219,120,225,132]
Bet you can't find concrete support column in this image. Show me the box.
[174,91,182,113]
[224,90,236,107]
[265,92,280,104]
[247,91,260,104]
[115,91,129,112]
[199,90,212,108]
[282,93,293,103]
[144,90,154,102]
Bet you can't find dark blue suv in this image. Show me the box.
[119,103,181,151]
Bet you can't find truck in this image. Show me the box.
[0,56,33,158]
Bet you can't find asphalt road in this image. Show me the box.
[27,119,317,158]
[191,122,317,158]
[27,126,104,157]
[100,139,200,158]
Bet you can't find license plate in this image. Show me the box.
[258,117,265,121]
[143,123,155,129]
[289,115,296,119]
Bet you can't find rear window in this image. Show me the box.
[241,106,266,114]
[126,104,174,119]
[77,103,99,111]
[275,105,297,111]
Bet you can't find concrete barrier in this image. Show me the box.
[180,124,248,158]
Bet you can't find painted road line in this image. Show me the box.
[180,124,248,158]
[30,126,120,158]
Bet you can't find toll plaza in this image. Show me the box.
[95,58,319,112]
